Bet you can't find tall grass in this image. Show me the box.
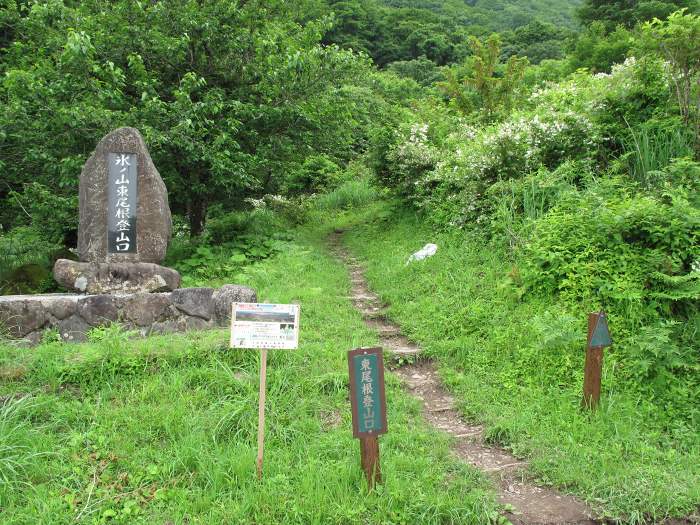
[0,396,46,501]
[624,122,694,186]
[314,178,377,211]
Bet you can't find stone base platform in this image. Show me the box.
[53,259,181,294]
[0,285,256,345]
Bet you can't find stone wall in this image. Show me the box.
[0,285,256,345]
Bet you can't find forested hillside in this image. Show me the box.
[1,0,699,523]
[323,0,582,65]
[381,0,581,29]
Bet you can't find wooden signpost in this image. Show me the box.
[582,311,612,410]
[348,347,388,489]
[230,303,300,479]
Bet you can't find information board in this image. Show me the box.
[230,303,300,349]
[348,347,388,438]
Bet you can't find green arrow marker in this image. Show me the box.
[590,313,612,348]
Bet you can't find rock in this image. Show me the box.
[78,127,172,264]
[56,315,90,342]
[212,285,257,325]
[46,297,79,320]
[183,316,212,331]
[123,293,173,327]
[23,331,43,346]
[53,259,180,294]
[171,287,214,319]
[150,318,186,335]
[0,298,46,337]
[0,284,256,345]
[77,295,123,326]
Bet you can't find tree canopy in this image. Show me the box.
[577,0,698,30]
[0,0,379,237]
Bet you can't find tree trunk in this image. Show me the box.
[188,197,208,237]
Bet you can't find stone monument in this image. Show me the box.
[53,127,180,294]
[0,127,257,344]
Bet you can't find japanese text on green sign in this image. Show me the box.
[348,348,387,438]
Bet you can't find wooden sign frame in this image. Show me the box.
[348,347,388,438]
[229,302,300,480]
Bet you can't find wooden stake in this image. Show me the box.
[257,348,268,480]
[360,436,381,489]
[582,313,604,410]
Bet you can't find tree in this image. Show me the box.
[387,56,444,86]
[502,20,572,64]
[0,0,372,237]
[568,22,634,72]
[639,9,700,151]
[577,0,698,31]
[438,34,528,121]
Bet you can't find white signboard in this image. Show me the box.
[230,303,300,349]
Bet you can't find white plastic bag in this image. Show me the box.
[407,243,438,264]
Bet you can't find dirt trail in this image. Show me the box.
[328,231,599,525]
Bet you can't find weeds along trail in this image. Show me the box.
[328,229,599,525]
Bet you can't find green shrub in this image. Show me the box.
[486,161,584,246]
[253,195,308,226]
[414,105,601,226]
[383,122,440,199]
[655,158,700,204]
[520,178,699,324]
[0,226,62,295]
[205,211,252,245]
[5,183,77,246]
[284,155,341,195]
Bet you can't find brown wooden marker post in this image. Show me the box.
[582,312,611,410]
[348,347,387,490]
[360,436,381,488]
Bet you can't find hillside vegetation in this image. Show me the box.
[323,0,582,65]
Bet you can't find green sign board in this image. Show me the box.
[589,312,612,348]
[348,347,387,438]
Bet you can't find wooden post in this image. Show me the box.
[360,436,381,489]
[256,348,268,480]
[582,313,604,410]
[348,347,387,489]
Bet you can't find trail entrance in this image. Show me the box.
[329,231,598,525]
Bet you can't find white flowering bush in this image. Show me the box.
[383,122,440,199]
[411,102,602,226]
[383,53,687,234]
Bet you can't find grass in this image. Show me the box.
[0,228,497,524]
[0,396,49,494]
[623,122,695,186]
[314,178,378,211]
[342,204,700,524]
